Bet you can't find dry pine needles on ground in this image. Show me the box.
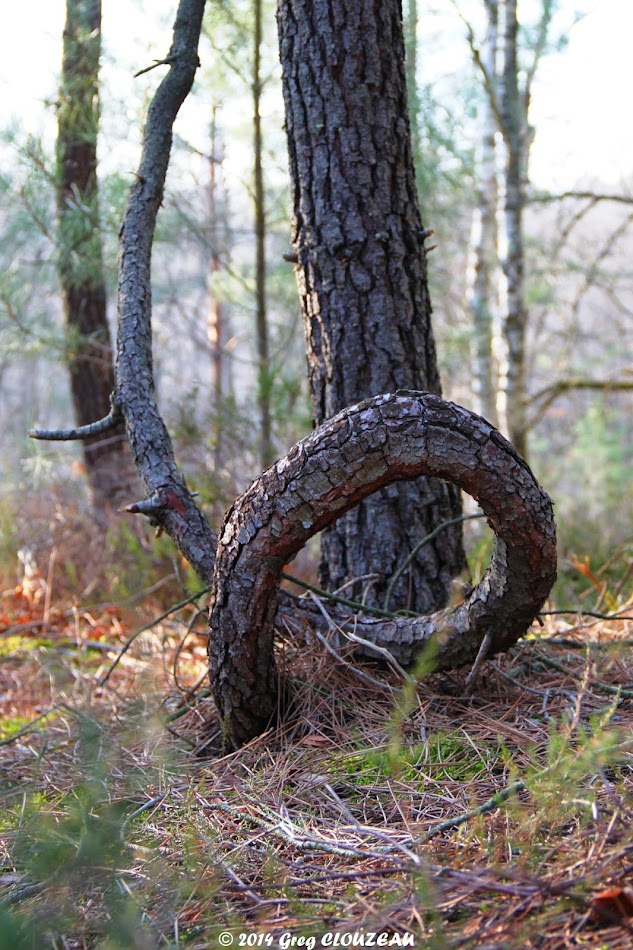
[1,582,633,949]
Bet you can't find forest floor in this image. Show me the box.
[1,567,633,949]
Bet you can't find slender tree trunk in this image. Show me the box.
[253,0,274,469]
[470,0,500,427]
[499,0,528,457]
[208,107,226,474]
[404,0,421,167]
[57,0,133,510]
[277,0,465,613]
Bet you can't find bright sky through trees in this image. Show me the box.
[0,0,631,187]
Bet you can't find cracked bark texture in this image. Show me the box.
[277,0,465,612]
[114,0,216,579]
[210,391,557,749]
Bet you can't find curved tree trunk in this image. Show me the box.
[209,391,557,750]
[277,0,465,613]
[68,0,556,757]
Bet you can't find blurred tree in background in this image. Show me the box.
[57,0,136,511]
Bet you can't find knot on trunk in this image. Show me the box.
[209,392,557,749]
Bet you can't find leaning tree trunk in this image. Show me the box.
[277,0,465,613]
[210,391,557,750]
[57,0,134,510]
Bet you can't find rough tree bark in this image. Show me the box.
[114,0,215,578]
[57,0,133,510]
[277,0,465,613]
[210,391,557,749]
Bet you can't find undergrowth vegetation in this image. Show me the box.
[1,519,633,948]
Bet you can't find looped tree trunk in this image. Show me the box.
[209,391,557,750]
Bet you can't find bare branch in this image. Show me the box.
[529,190,633,207]
[549,196,600,260]
[29,399,122,441]
[570,210,633,321]
[114,0,217,583]
[529,378,633,426]
[450,0,505,135]
[524,0,554,110]
[533,378,633,402]
[134,56,175,78]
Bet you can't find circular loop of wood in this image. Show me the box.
[209,392,557,748]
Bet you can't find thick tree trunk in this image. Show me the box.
[57,0,133,510]
[209,391,557,750]
[277,0,465,613]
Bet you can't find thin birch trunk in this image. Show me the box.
[253,0,273,469]
[470,0,501,427]
[500,0,528,457]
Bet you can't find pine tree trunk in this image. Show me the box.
[276,0,465,612]
[57,0,134,510]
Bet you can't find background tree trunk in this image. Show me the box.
[470,0,501,427]
[277,0,465,613]
[499,0,528,458]
[253,0,274,469]
[57,0,133,510]
[404,0,421,167]
[208,106,228,475]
